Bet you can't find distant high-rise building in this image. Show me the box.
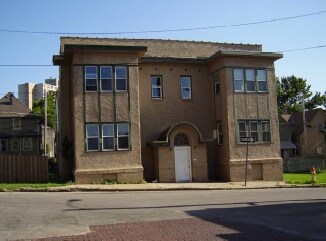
[18,78,58,110]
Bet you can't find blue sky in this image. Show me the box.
[0,0,325,97]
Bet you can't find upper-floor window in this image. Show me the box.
[86,124,99,151]
[214,72,220,95]
[233,69,267,92]
[237,120,271,143]
[100,66,113,91]
[13,118,22,130]
[180,76,192,99]
[85,66,98,92]
[151,75,162,99]
[115,66,127,91]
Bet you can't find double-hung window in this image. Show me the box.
[117,123,130,150]
[257,70,267,92]
[245,69,256,92]
[85,66,98,91]
[151,76,162,99]
[180,76,192,99]
[115,66,127,91]
[86,124,99,151]
[11,139,19,151]
[238,120,271,143]
[0,139,8,152]
[22,137,32,151]
[233,69,244,91]
[13,118,22,130]
[214,72,220,95]
[233,69,267,92]
[102,124,114,151]
[100,66,113,91]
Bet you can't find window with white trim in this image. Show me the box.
[233,69,267,92]
[22,137,32,151]
[217,122,223,145]
[13,118,22,130]
[180,76,192,99]
[85,66,98,91]
[117,123,130,150]
[214,72,220,95]
[102,124,114,151]
[115,66,127,91]
[100,66,113,91]
[238,120,271,143]
[151,75,162,99]
[86,124,99,151]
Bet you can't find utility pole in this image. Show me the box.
[300,92,308,156]
[44,87,47,156]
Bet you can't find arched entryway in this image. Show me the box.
[174,133,191,182]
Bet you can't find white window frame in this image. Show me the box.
[85,66,98,92]
[0,139,8,152]
[180,76,192,99]
[22,137,32,151]
[117,123,130,150]
[214,72,220,95]
[115,66,127,92]
[13,118,22,130]
[261,121,271,142]
[100,66,113,92]
[151,75,162,99]
[257,69,267,92]
[233,69,244,92]
[102,124,115,151]
[11,139,19,151]
[86,124,99,151]
[249,121,259,142]
[245,69,256,92]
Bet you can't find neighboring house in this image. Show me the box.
[53,37,283,183]
[18,78,58,110]
[279,114,297,158]
[0,92,42,155]
[289,109,326,156]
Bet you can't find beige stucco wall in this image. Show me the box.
[69,51,143,183]
[139,63,214,180]
[156,124,208,182]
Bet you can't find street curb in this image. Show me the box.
[1,183,324,192]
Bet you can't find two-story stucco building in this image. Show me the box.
[53,37,283,183]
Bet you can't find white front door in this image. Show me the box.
[174,146,191,182]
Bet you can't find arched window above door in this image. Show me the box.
[174,133,189,146]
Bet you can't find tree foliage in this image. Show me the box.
[276,75,326,114]
[32,91,56,129]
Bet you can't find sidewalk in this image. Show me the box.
[38,181,321,192]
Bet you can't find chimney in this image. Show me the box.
[8,92,14,105]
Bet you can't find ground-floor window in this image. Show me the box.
[0,139,8,152]
[11,139,19,151]
[22,137,33,151]
[237,120,271,143]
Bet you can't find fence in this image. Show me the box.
[283,156,326,173]
[0,156,48,183]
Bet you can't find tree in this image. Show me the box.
[276,75,326,114]
[32,91,56,129]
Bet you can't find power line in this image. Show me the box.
[0,10,325,35]
[277,44,326,52]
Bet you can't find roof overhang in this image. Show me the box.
[140,57,207,64]
[209,50,283,61]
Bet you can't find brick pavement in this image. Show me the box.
[14,218,317,241]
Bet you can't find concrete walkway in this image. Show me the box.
[31,181,321,192]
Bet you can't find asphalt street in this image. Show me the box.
[0,188,325,240]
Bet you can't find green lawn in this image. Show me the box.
[0,182,72,191]
[283,170,326,184]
